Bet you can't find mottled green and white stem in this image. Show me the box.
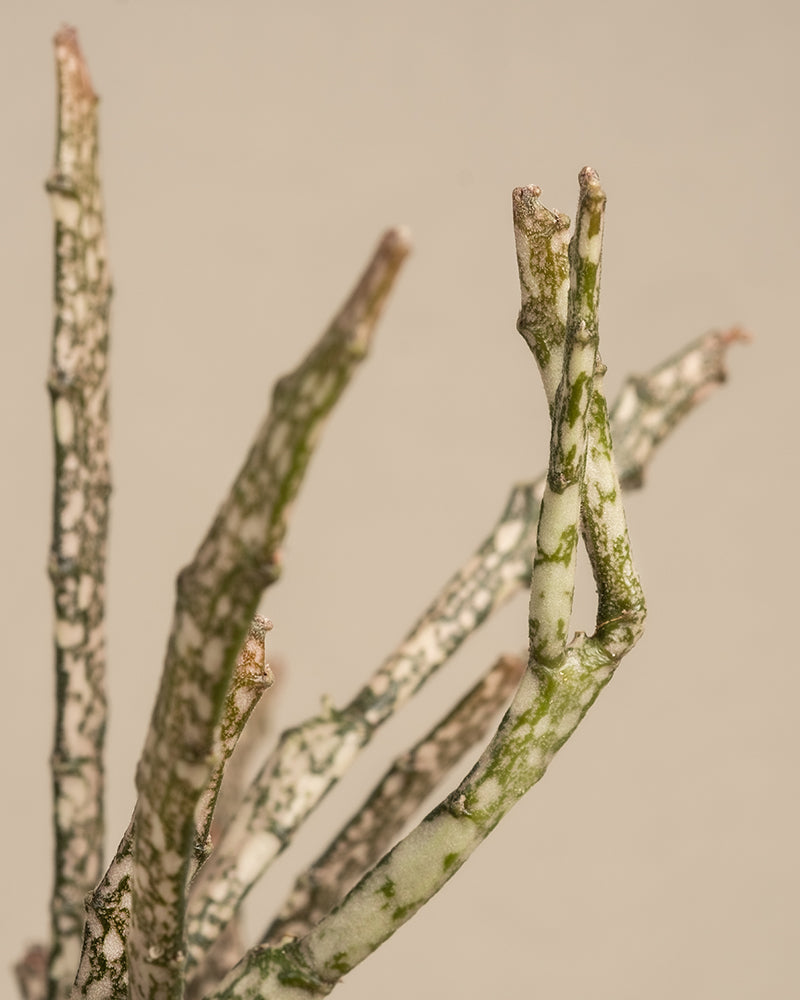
[513,183,571,408]
[529,319,597,667]
[261,653,524,947]
[191,657,281,1000]
[183,618,273,1000]
[70,821,133,1000]
[71,619,270,1000]
[206,171,645,998]
[185,318,743,972]
[570,168,645,654]
[123,229,409,1000]
[45,27,112,1000]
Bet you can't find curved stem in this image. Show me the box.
[127,228,410,1000]
[185,326,744,977]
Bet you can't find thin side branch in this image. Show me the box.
[45,26,112,1000]
[192,615,275,879]
[610,325,750,489]
[186,656,281,1000]
[185,618,274,1000]
[571,168,645,658]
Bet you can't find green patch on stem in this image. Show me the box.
[588,393,613,451]
[377,878,396,900]
[534,524,579,567]
[560,443,578,476]
[566,372,591,426]
[251,943,331,994]
[581,261,599,306]
[443,852,460,872]
[327,952,352,976]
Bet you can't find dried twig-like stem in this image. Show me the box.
[185,618,274,1000]
[192,615,274,877]
[45,26,112,1000]
[187,654,280,1000]
[23,21,747,999]
[125,228,409,1000]
[261,653,524,947]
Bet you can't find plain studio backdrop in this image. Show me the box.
[1,2,797,997]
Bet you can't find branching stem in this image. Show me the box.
[185,327,743,976]
[204,168,647,1000]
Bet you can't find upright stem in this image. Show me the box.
[45,27,112,1000]
[126,229,410,1000]
[204,169,646,1000]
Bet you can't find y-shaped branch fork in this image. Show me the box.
[206,168,647,999]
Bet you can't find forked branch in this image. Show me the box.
[202,169,647,1000]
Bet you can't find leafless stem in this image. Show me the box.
[45,27,112,1000]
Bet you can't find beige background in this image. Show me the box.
[2,1,797,997]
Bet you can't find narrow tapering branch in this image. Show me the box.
[571,168,645,656]
[261,653,524,946]
[45,27,112,1000]
[611,325,750,489]
[184,619,273,1000]
[184,326,744,974]
[185,688,278,1000]
[191,657,280,1000]
[192,615,274,878]
[68,231,408,1000]
[126,228,409,1000]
